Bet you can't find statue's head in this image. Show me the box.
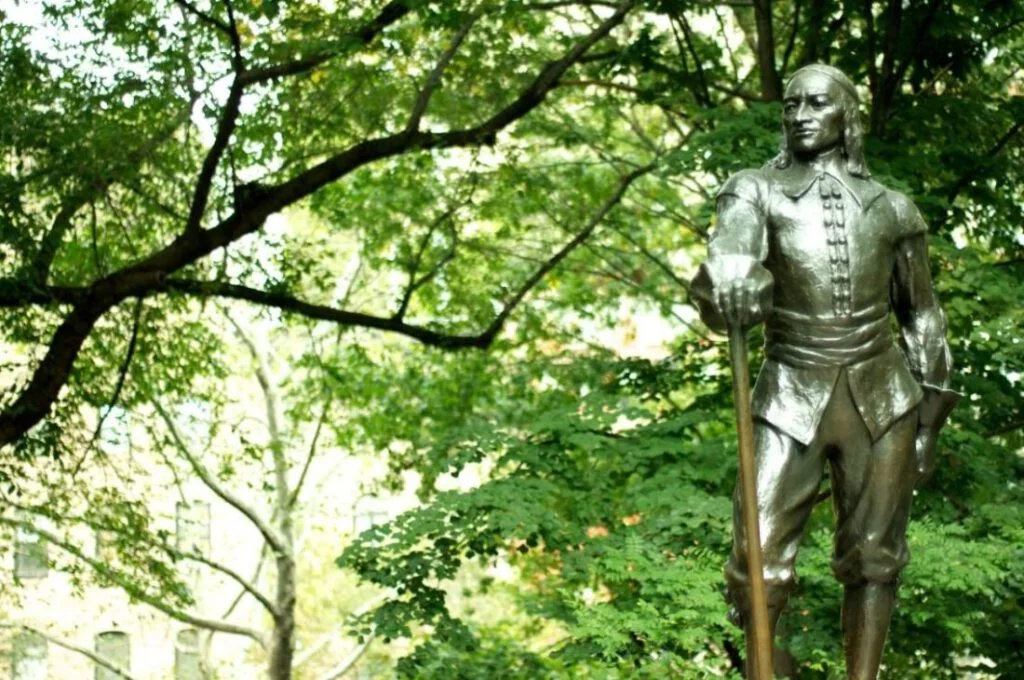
[768,64,869,178]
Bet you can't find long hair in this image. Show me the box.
[766,65,870,178]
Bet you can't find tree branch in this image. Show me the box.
[479,160,655,341]
[174,546,279,618]
[938,120,1024,223]
[317,636,375,680]
[670,12,712,107]
[405,10,482,133]
[240,1,412,86]
[75,298,144,476]
[173,0,233,38]
[393,205,461,321]
[0,517,266,645]
[165,279,498,348]
[0,0,638,450]
[184,77,244,236]
[221,0,245,70]
[226,314,295,546]
[752,0,781,100]
[293,592,390,670]
[167,161,651,350]
[780,0,801,74]
[0,624,138,680]
[150,397,288,554]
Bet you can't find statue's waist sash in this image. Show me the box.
[765,303,892,368]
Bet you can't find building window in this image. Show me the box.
[14,515,47,580]
[11,632,47,680]
[95,529,117,561]
[353,495,389,535]
[174,629,201,680]
[95,631,130,680]
[175,502,211,555]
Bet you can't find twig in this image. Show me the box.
[0,516,265,645]
[405,9,482,133]
[0,624,138,680]
[150,396,287,555]
[73,298,145,477]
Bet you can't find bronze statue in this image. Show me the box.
[691,64,959,679]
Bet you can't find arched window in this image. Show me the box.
[11,632,47,680]
[352,495,389,535]
[175,501,211,585]
[174,629,201,680]
[175,502,211,554]
[14,513,47,580]
[94,631,130,680]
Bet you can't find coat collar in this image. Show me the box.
[769,162,885,210]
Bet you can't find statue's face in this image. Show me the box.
[782,71,844,156]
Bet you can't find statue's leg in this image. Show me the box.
[828,379,918,680]
[725,420,826,676]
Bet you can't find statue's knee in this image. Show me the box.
[724,575,794,628]
[832,540,909,585]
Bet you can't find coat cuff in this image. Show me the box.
[918,384,960,430]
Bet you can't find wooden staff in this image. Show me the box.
[729,325,773,680]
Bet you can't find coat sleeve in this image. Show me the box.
[690,170,774,332]
[888,190,959,429]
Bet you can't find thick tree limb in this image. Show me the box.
[0,0,636,450]
[184,78,244,236]
[0,623,138,680]
[167,280,499,348]
[752,0,781,100]
[126,1,635,280]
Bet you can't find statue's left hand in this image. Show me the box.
[914,427,939,482]
[914,385,960,484]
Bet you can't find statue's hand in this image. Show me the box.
[690,254,773,333]
[715,277,771,330]
[914,427,939,483]
[914,385,960,484]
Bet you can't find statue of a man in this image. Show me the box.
[691,64,959,679]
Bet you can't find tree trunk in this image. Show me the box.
[268,553,297,680]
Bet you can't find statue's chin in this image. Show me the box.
[788,138,843,162]
[789,137,823,154]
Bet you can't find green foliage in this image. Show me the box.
[0,0,1021,677]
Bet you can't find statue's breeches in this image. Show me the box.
[725,369,918,620]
